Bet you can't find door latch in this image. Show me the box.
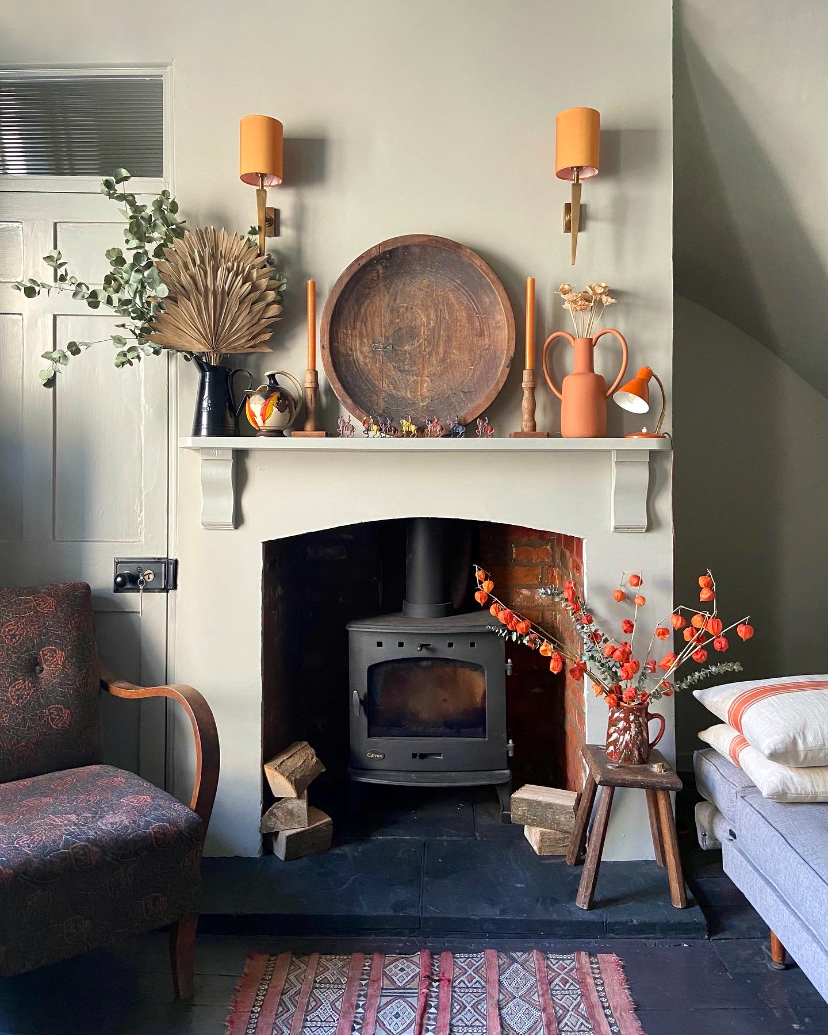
[113,558,178,593]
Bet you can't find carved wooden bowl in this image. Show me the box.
[320,234,515,426]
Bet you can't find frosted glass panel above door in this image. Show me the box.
[0,75,164,178]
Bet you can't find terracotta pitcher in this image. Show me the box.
[542,329,628,437]
[605,701,666,765]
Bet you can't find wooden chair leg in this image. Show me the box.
[769,931,787,970]
[170,914,198,999]
[575,785,614,910]
[646,789,665,866]
[656,791,687,908]
[566,774,597,866]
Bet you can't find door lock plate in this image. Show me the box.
[113,558,178,593]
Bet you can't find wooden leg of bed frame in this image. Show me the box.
[769,931,787,970]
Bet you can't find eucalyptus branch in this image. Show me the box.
[13,171,286,388]
[13,168,184,386]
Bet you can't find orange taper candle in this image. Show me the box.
[525,277,536,369]
[306,279,316,370]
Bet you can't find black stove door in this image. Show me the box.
[348,631,507,776]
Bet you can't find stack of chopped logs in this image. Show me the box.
[510,784,578,855]
[260,741,332,861]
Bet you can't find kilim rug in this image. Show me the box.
[226,950,646,1035]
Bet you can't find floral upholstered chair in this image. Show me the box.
[0,583,219,998]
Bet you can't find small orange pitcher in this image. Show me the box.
[542,329,628,437]
[605,701,665,765]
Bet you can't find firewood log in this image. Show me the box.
[260,792,309,833]
[510,785,578,831]
[270,807,333,861]
[263,741,325,798]
[524,823,570,856]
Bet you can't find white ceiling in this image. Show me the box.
[674,0,828,395]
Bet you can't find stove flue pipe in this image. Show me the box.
[403,517,453,619]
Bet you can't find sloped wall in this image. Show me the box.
[674,296,828,767]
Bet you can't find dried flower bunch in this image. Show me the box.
[474,566,754,707]
[557,282,616,338]
[149,227,284,366]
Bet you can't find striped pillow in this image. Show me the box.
[694,675,828,767]
[699,724,828,802]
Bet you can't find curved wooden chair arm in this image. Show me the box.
[102,678,220,835]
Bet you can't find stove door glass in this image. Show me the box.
[365,658,486,738]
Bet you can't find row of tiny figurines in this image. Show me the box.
[337,414,494,438]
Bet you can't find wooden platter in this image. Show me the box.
[320,235,515,426]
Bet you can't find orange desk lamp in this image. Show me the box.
[555,107,600,265]
[240,115,283,256]
[613,366,668,438]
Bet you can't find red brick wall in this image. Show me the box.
[479,525,586,792]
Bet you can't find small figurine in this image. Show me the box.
[476,415,494,438]
[337,415,355,438]
[378,416,396,438]
[399,416,418,438]
[447,418,466,438]
[425,416,444,438]
[362,415,381,437]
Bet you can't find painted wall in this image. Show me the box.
[674,0,828,395]
[2,0,675,857]
[673,296,828,768]
[2,0,674,437]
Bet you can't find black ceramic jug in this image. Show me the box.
[191,358,249,437]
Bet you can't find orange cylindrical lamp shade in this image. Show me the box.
[555,107,600,180]
[240,115,283,186]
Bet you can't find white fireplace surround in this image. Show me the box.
[171,440,674,861]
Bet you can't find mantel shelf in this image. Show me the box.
[179,436,671,533]
[180,436,670,453]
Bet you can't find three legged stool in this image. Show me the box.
[566,744,687,910]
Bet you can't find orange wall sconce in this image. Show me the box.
[613,366,668,438]
[240,115,283,256]
[555,107,600,266]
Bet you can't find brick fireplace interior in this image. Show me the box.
[261,518,585,846]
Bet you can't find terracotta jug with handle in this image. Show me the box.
[605,701,665,765]
[542,329,628,437]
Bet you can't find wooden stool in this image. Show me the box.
[566,744,687,911]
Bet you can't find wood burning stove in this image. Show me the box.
[347,518,512,804]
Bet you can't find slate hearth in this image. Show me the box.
[200,784,706,937]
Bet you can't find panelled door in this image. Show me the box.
[0,191,171,785]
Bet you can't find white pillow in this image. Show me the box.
[693,675,828,767]
[699,723,828,803]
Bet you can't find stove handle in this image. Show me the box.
[351,690,363,718]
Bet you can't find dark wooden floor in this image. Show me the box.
[0,931,824,1035]
[0,782,823,1034]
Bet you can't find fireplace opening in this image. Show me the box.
[261,519,585,847]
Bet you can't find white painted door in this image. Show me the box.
[0,192,171,785]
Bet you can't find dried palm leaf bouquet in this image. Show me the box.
[14,169,285,387]
[149,226,284,366]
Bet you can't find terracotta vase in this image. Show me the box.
[605,701,666,765]
[541,329,628,437]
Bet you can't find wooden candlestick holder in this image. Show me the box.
[291,369,327,436]
[509,368,549,437]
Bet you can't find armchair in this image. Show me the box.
[0,582,219,998]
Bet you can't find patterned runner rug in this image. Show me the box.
[226,950,646,1035]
